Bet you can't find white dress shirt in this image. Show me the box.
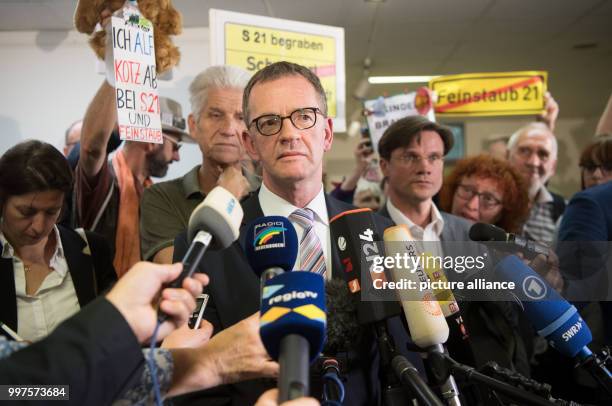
[1,226,80,342]
[258,183,332,278]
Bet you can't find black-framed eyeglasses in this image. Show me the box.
[163,134,182,152]
[249,107,324,136]
[456,184,502,209]
[581,164,612,176]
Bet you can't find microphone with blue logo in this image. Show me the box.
[244,216,298,293]
[260,271,326,402]
[495,255,612,398]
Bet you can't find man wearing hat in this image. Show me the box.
[76,81,187,277]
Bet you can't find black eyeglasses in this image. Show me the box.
[456,184,502,209]
[581,164,612,176]
[249,107,324,136]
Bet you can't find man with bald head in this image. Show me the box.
[507,122,564,243]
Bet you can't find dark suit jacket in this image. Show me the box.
[0,225,117,335]
[0,297,144,406]
[173,193,397,406]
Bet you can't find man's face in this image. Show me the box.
[147,133,181,178]
[380,131,445,205]
[508,130,557,189]
[64,121,82,156]
[189,87,245,167]
[243,75,333,188]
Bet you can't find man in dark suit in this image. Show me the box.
[174,61,402,405]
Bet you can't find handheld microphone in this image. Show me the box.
[158,186,243,323]
[392,356,444,406]
[384,225,461,406]
[245,216,298,292]
[329,208,401,324]
[495,255,612,397]
[260,271,326,401]
[469,222,549,260]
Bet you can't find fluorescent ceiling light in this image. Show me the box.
[368,75,438,84]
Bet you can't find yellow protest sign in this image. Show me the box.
[210,9,346,131]
[429,71,547,117]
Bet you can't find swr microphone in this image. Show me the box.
[384,225,461,406]
[495,255,612,397]
[158,186,242,323]
[245,216,298,292]
[260,271,326,401]
[469,222,549,260]
[329,208,401,324]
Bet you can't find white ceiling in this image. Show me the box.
[1,0,611,119]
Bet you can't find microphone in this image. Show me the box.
[384,225,461,406]
[260,271,326,401]
[324,278,363,355]
[158,186,243,323]
[329,208,401,324]
[244,215,298,292]
[392,356,444,406]
[495,255,612,397]
[469,222,549,260]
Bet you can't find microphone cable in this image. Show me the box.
[321,358,345,405]
[147,321,163,406]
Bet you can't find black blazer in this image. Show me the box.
[0,225,117,335]
[173,193,399,406]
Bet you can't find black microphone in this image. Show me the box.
[392,356,444,406]
[158,186,243,323]
[469,222,549,259]
[328,208,401,324]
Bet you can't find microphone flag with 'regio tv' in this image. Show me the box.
[260,271,326,401]
[159,186,243,322]
[329,208,401,324]
[245,216,298,288]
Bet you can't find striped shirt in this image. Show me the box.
[523,187,557,244]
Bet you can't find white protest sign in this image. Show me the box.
[364,89,435,153]
[111,11,162,144]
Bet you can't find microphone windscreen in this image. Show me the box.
[383,225,450,348]
[469,222,507,243]
[244,216,298,277]
[495,255,592,357]
[187,186,243,249]
[260,271,326,362]
[324,278,363,355]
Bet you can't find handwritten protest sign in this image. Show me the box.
[364,89,435,153]
[111,10,162,143]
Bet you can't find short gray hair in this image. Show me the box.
[189,65,251,120]
[242,61,328,124]
[507,122,558,159]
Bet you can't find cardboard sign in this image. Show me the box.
[210,9,346,132]
[111,11,162,143]
[430,71,547,117]
[364,90,435,153]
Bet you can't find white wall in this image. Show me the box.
[0,27,211,181]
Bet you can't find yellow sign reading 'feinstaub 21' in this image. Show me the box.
[225,23,337,116]
[430,71,547,117]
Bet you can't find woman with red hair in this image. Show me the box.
[439,154,530,233]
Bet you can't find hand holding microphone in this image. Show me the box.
[158,186,243,323]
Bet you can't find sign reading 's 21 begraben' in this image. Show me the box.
[209,9,346,132]
[430,71,547,117]
[111,9,162,143]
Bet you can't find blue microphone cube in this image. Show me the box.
[260,271,326,362]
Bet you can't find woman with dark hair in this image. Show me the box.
[0,140,116,342]
[439,154,530,233]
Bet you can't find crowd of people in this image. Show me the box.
[1,25,611,405]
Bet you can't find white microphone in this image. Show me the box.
[383,225,461,406]
[158,186,243,322]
